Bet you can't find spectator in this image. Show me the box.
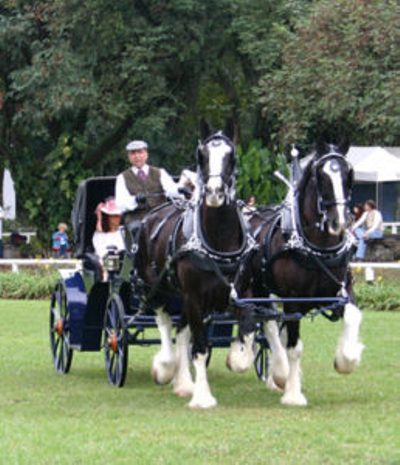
[352,199,384,260]
[352,203,364,222]
[52,223,69,258]
[243,195,257,215]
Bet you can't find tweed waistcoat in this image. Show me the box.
[122,166,166,211]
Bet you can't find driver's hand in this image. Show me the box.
[136,194,146,205]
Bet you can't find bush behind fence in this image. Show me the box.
[1,270,400,311]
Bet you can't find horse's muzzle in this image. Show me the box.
[205,178,225,207]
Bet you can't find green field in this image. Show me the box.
[0,300,399,465]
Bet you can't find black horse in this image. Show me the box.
[248,141,364,406]
[137,132,255,408]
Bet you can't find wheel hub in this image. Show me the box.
[108,332,118,353]
[54,319,64,336]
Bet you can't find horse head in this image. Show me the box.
[310,141,353,236]
[196,132,236,208]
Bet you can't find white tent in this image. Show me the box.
[2,168,16,220]
[347,147,400,182]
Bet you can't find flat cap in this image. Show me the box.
[126,140,148,151]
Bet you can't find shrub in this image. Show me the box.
[354,280,400,312]
[0,270,59,300]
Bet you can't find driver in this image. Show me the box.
[115,140,181,223]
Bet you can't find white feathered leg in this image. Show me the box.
[335,303,365,374]
[188,353,217,409]
[151,308,176,385]
[226,332,256,373]
[281,339,307,406]
[264,321,289,391]
[173,326,194,397]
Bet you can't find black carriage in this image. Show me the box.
[49,176,269,386]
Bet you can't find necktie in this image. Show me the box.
[137,169,147,181]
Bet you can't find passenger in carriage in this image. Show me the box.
[115,140,182,223]
[93,198,125,279]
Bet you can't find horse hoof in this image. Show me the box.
[266,375,284,392]
[226,340,254,373]
[173,384,194,398]
[334,342,364,374]
[188,395,217,409]
[281,393,308,406]
[334,357,357,374]
[272,375,287,391]
[151,358,176,385]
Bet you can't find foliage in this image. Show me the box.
[236,140,288,205]
[1,0,399,241]
[0,270,58,299]
[258,0,400,145]
[354,279,400,312]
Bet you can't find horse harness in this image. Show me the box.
[251,150,356,307]
[146,200,258,301]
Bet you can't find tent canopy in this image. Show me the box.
[347,147,400,182]
[2,168,16,220]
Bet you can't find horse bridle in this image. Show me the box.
[196,134,237,203]
[311,152,354,226]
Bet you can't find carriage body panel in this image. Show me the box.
[64,271,108,351]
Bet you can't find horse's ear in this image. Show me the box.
[314,140,328,158]
[337,136,350,156]
[223,117,235,141]
[199,118,213,141]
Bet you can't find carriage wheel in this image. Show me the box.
[49,282,73,374]
[103,294,128,387]
[254,344,269,382]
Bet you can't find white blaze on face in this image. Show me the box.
[322,160,346,231]
[208,141,230,175]
[205,140,231,207]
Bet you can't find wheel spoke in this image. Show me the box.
[53,334,61,357]
[51,305,61,322]
[109,306,117,329]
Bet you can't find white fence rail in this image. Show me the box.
[383,222,400,234]
[0,259,79,273]
[0,259,399,285]
[1,231,37,243]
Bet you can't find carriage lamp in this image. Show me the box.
[104,247,120,273]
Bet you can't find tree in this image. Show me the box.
[258,0,400,146]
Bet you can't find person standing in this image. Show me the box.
[115,140,180,223]
[352,199,384,260]
[52,223,69,258]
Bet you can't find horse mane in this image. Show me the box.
[297,153,315,195]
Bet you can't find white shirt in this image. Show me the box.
[353,210,384,234]
[115,164,181,212]
[92,229,125,263]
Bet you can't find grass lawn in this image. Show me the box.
[0,300,399,465]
